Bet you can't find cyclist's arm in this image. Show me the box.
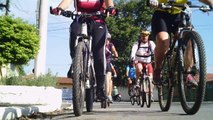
[126,66,130,77]
[111,45,118,58]
[150,41,156,53]
[130,42,138,60]
[58,0,72,10]
[105,0,115,7]
[199,0,213,5]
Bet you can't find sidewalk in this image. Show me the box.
[0,85,72,120]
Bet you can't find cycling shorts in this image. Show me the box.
[151,10,182,39]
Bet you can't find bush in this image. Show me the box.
[0,73,57,87]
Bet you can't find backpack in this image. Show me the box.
[137,40,154,56]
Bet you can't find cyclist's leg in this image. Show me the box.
[135,62,143,86]
[127,77,132,95]
[105,63,111,97]
[147,63,154,101]
[184,41,198,86]
[92,21,108,100]
[152,11,171,84]
[67,19,81,78]
[108,72,113,102]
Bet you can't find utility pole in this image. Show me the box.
[34,0,48,77]
[0,0,10,15]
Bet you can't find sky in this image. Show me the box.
[1,0,213,77]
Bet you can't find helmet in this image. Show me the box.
[141,30,150,35]
[107,33,111,39]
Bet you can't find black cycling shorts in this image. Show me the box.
[151,10,182,39]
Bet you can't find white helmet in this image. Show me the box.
[107,33,111,39]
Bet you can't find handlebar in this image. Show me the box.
[158,3,212,12]
[50,6,107,19]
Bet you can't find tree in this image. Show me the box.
[106,0,153,86]
[0,15,39,77]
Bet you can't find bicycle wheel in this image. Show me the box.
[136,87,141,106]
[86,65,95,112]
[72,42,86,116]
[158,56,174,111]
[130,96,135,105]
[145,77,151,108]
[140,81,145,107]
[178,31,206,115]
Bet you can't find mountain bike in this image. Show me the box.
[50,8,107,116]
[156,3,211,114]
[139,63,152,108]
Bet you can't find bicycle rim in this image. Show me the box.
[158,57,174,111]
[72,42,86,116]
[178,31,206,115]
[145,77,151,108]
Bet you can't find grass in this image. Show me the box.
[0,73,57,87]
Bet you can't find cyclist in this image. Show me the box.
[148,0,213,86]
[105,33,118,103]
[126,59,136,95]
[130,30,156,99]
[51,0,117,100]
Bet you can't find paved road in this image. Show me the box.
[30,101,213,120]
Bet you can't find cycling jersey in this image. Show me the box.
[126,65,136,79]
[131,41,156,63]
[105,42,114,63]
[157,0,188,14]
[75,0,105,13]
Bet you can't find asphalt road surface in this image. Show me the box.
[29,101,213,120]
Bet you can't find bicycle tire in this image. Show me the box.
[145,77,151,108]
[130,96,135,105]
[158,56,174,111]
[86,65,95,112]
[136,87,141,105]
[72,42,86,116]
[178,31,206,115]
[140,81,145,107]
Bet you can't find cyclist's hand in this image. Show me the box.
[147,0,159,8]
[50,7,63,15]
[106,6,118,16]
[134,60,138,64]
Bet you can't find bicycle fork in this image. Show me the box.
[80,22,96,89]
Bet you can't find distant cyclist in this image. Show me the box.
[105,33,118,103]
[130,30,156,99]
[51,0,117,100]
[148,0,213,86]
[126,59,136,95]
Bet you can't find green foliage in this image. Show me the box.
[0,72,57,87]
[0,15,39,65]
[106,0,154,86]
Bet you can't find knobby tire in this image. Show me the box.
[72,42,86,116]
[178,31,206,114]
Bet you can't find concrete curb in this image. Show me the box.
[0,85,63,120]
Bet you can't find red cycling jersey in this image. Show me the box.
[76,0,106,13]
